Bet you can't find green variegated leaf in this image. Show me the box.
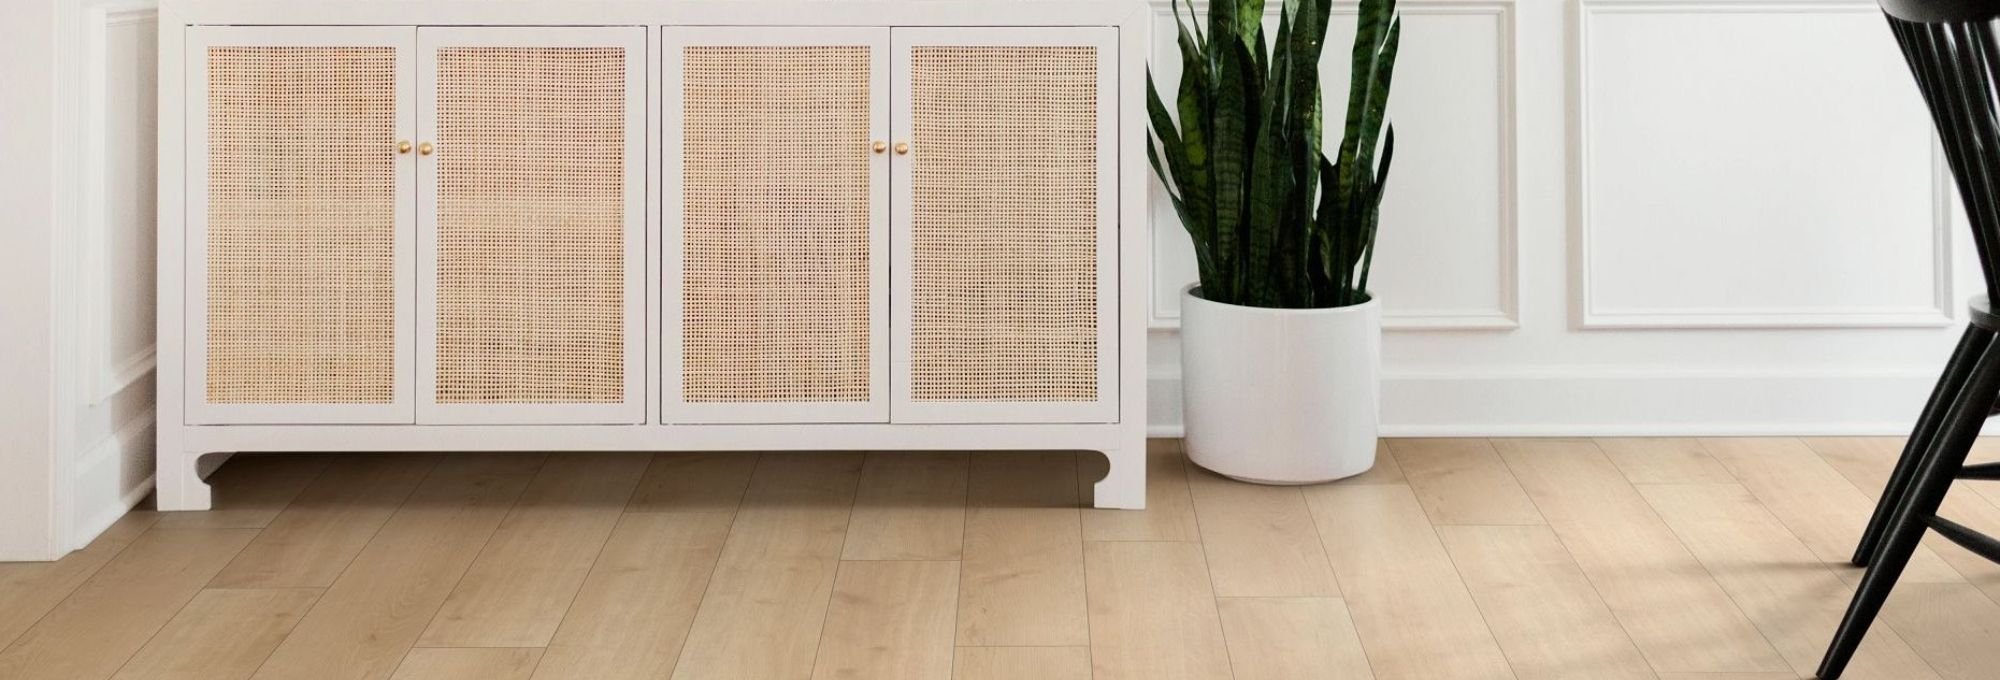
[1344,16,1399,284]
[1145,74,1186,185]
[1211,0,1239,62]
[1209,38,1258,303]
[1237,0,1268,51]
[1350,15,1400,194]
[1332,0,1393,236]
[1315,154,1343,304]
[1147,136,1177,200]
[1375,123,1396,207]
[1356,124,1394,297]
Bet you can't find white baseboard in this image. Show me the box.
[1148,368,1936,438]
[65,408,156,553]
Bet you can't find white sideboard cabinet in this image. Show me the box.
[157,1,1151,510]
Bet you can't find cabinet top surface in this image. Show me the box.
[166,0,1153,28]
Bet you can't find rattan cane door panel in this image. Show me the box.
[417,27,646,424]
[664,27,890,424]
[185,26,416,424]
[891,28,1118,424]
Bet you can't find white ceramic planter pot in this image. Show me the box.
[1181,287,1380,484]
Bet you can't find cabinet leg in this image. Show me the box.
[155,445,217,512]
[1092,444,1147,510]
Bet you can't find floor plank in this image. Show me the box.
[703,454,863,561]
[627,453,760,513]
[1879,582,2000,680]
[532,458,746,680]
[842,453,968,561]
[952,647,1090,680]
[1184,463,1340,597]
[0,510,158,650]
[1494,439,1788,675]
[532,512,732,680]
[1215,597,1375,680]
[678,559,840,680]
[389,648,541,680]
[154,455,330,530]
[1303,483,1517,680]
[0,528,258,680]
[1638,483,1939,680]
[250,454,543,680]
[418,453,649,648]
[1082,442,1201,541]
[957,452,1089,647]
[110,588,319,680]
[1083,540,1234,680]
[811,560,958,680]
[1437,524,1656,680]
[1390,438,1545,526]
[211,455,437,589]
[670,454,863,680]
[1596,438,1737,485]
[1699,437,1960,584]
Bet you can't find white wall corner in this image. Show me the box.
[37,0,162,560]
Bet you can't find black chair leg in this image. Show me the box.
[1820,334,2000,680]
[1855,325,1991,567]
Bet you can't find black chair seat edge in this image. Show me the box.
[1882,0,2000,23]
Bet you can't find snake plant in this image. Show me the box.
[1148,0,1400,309]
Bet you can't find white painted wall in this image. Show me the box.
[0,0,63,561]
[0,0,159,560]
[63,2,162,550]
[1145,0,1976,436]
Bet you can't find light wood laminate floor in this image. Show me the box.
[4,438,1998,680]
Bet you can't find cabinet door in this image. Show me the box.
[664,27,890,423]
[416,27,647,424]
[186,26,416,424]
[891,28,1118,424]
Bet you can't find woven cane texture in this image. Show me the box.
[680,46,875,403]
[205,46,399,404]
[434,47,627,404]
[907,46,1100,402]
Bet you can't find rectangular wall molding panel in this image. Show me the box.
[1573,0,1952,329]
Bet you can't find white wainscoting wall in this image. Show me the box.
[0,0,160,560]
[1145,0,1978,436]
[61,0,162,551]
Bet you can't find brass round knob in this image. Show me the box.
[397,140,412,154]
[872,141,887,154]
[418,142,434,156]
[894,142,909,155]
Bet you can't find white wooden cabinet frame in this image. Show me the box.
[158,0,1152,510]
